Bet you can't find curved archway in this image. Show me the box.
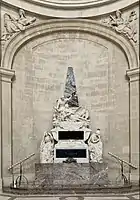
[1,19,138,70]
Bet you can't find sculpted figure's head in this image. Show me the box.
[96,128,100,135]
[129,11,137,21]
[43,132,53,143]
[4,13,11,22]
[19,9,25,17]
[116,10,122,18]
[90,134,99,143]
[130,11,136,17]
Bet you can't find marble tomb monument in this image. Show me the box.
[35,67,108,187]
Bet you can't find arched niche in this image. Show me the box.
[0,19,139,186]
[1,19,138,70]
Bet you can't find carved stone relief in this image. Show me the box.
[88,129,103,163]
[102,10,138,43]
[40,131,54,163]
[1,9,36,42]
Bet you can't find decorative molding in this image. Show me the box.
[1,19,138,70]
[102,10,138,43]
[126,68,140,82]
[1,9,36,43]
[0,68,15,83]
[1,0,139,18]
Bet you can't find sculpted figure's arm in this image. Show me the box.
[109,15,117,25]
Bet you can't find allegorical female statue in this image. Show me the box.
[40,131,54,163]
[88,129,103,163]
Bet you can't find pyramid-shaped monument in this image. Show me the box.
[64,67,79,107]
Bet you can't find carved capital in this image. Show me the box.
[0,68,15,83]
[126,68,140,82]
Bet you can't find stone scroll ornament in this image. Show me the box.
[1,9,36,41]
[102,10,137,43]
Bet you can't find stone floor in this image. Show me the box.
[0,192,139,200]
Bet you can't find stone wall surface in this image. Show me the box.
[11,32,129,176]
[0,0,139,189]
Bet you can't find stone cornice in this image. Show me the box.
[0,68,15,83]
[126,68,140,82]
[1,0,139,18]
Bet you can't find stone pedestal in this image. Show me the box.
[35,163,109,188]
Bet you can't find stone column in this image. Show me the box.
[126,68,139,183]
[0,69,2,191]
[0,68,15,188]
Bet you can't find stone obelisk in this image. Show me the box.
[64,67,79,107]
